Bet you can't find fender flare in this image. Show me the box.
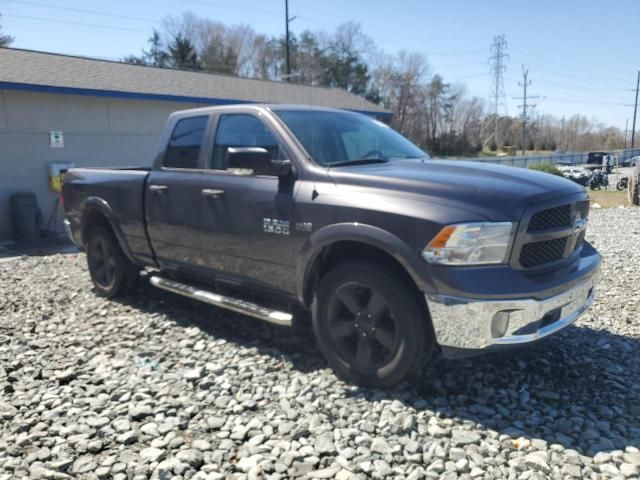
[79,197,138,265]
[295,222,434,302]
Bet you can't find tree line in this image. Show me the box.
[123,13,628,156]
[0,12,627,155]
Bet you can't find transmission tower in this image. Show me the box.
[488,34,509,148]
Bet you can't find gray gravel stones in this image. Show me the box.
[139,447,165,463]
[451,430,481,446]
[1,207,639,479]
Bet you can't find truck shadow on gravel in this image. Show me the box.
[117,277,639,458]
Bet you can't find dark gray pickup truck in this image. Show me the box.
[63,104,601,387]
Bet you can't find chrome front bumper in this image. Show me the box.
[427,273,598,351]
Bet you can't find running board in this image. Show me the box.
[149,276,293,327]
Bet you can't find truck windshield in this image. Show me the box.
[274,109,429,167]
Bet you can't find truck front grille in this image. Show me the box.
[515,199,589,269]
[520,237,568,268]
[528,204,571,232]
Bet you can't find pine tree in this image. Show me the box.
[168,34,201,70]
[144,30,169,67]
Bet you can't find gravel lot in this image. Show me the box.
[1,207,639,480]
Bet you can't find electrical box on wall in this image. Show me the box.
[48,162,74,193]
[50,130,64,148]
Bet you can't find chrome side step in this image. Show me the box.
[149,276,293,327]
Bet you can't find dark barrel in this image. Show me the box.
[9,192,43,242]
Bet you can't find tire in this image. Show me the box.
[86,226,139,298]
[617,180,626,191]
[312,261,433,387]
[590,182,600,191]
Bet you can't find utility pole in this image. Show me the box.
[513,66,539,155]
[488,34,508,148]
[632,70,639,148]
[284,0,297,81]
[624,118,629,149]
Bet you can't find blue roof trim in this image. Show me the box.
[0,81,392,119]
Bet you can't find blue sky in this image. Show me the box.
[1,0,638,129]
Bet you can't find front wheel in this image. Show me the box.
[312,261,433,387]
[86,226,139,298]
[590,182,600,191]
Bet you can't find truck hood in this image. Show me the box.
[327,159,585,221]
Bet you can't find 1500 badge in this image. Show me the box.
[263,218,290,235]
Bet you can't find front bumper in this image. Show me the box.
[427,269,599,355]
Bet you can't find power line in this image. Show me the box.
[525,78,631,94]
[510,47,632,84]
[508,57,632,86]
[488,34,508,147]
[1,13,148,32]
[2,0,159,24]
[514,66,540,155]
[182,0,283,16]
[542,96,629,106]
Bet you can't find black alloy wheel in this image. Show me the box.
[326,282,399,370]
[86,226,139,298]
[88,234,117,290]
[312,261,433,387]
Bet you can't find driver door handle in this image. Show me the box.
[149,185,168,193]
[201,188,225,199]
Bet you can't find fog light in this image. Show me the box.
[491,311,511,338]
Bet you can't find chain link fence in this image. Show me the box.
[468,148,640,168]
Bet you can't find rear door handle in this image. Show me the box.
[149,185,168,193]
[201,188,225,199]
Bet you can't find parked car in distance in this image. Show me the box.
[555,160,573,166]
[63,104,601,387]
[558,166,591,186]
[623,155,640,167]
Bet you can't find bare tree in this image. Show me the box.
[0,14,14,47]
[369,51,429,136]
[122,12,627,156]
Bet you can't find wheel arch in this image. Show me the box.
[297,223,434,308]
[79,197,138,265]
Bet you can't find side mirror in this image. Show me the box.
[227,147,291,177]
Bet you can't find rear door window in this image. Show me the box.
[164,116,208,169]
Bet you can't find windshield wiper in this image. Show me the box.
[329,158,389,167]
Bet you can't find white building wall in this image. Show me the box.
[0,89,200,238]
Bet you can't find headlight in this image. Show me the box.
[422,222,515,265]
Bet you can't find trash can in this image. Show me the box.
[9,192,43,242]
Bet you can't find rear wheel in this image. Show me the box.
[86,226,138,298]
[312,261,433,387]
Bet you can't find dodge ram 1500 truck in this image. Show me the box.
[63,104,601,387]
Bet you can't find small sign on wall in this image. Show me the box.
[50,130,64,148]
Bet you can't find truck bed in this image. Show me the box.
[62,167,154,265]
